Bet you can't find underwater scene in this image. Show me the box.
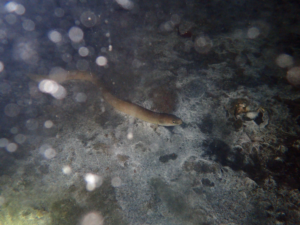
[0,0,300,224]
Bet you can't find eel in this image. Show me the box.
[28,71,182,126]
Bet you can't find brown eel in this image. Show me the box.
[29,71,182,126]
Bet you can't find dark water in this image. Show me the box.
[0,0,300,224]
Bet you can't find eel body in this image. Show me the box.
[29,71,182,126]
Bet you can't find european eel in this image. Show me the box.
[29,71,182,126]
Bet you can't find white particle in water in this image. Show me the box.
[44,120,53,128]
[10,127,18,134]
[80,11,97,28]
[127,132,133,140]
[5,2,18,13]
[116,0,134,10]
[39,79,59,93]
[68,27,84,43]
[80,212,104,225]
[62,53,72,63]
[111,177,122,187]
[14,134,26,144]
[54,8,64,17]
[76,59,89,71]
[95,56,107,66]
[48,30,62,43]
[51,85,67,99]
[75,92,87,102]
[0,61,4,72]
[276,54,294,68]
[247,27,260,39]
[84,173,103,191]
[62,165,72,175]
[22,19,35,31]
[6,142,17,152]
[15,4,25,15]
[0,196,6,206]
[25,119,38,130]
[79,47,89,57]
[44,148,56,159]
[0,30,7,40]
[40,144,56,159]
[5,14,17,25]
[4,103,20,117]
[0,138,9,147]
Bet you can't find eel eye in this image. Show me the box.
[172,120,176,124]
